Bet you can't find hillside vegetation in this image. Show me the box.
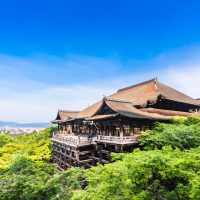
[0,128,83,200]
[0,116,200,200]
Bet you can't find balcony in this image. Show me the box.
[95,135,140,144]
[52,131,140,146]
[52,131,94,147]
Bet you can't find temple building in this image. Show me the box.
[51,78,200,170]
[51,110,80,134]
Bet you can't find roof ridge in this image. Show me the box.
[117,78,157,92]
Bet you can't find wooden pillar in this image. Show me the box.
[104,121,106,135]
[110,123,112,136]
[120,120,123,138]
[108,146,112,162]
[76,150,80,162]
[92,151,95,166]
[99,123,102,135]
[69,147,72,167]
[99,145,102,164]
[108,123,111,136]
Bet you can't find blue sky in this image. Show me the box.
[1,0,200,122]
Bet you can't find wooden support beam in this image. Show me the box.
[99,145,102,164]
[79,150,94,155]
[101,149,109,154]
[91,151,95,166]
[76,150,80,161]
[78,159,94,164]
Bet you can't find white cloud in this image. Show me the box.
[1,46,200,122]
[0,84,116,123]
[161,66,200,98]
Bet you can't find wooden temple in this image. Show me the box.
[51,78,200,170]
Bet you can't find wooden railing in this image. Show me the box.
[95,135,140,144]
[52,131,140,145]
[52,132,92,146]
[53,131,68,136]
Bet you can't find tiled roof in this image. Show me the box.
[52,110,80,123]
[86,114,118,121]
[75,101,103,119]
[111,78,200,106]
[105,98,170,120]
[74,78,200,120]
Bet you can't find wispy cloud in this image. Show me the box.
[1,46,200,122]
[0,85,114,122]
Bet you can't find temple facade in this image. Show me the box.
[51,78,200,170]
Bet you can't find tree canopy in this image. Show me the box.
[0,128,83,200]
[73,147,200,200]
[0,116,200,200]
[139,116,200,150]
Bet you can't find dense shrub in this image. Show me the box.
[0,127,84,200]
[73,147,200,200]
[1,117,200,200]
[139,116,200,150]
[0,127,56,170]
[0,156,83,200]
[0,134,14,148]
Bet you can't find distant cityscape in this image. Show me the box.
[0,126,45,135]
[0,120,52,135]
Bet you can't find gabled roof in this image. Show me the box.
[52,110,80,123]
[86,114,118,121]
[83,98,170,121]
[104,98,170,120]
[75,101,103,119]
[110,78,200,106]
[75,78,200,120]
[84,98,200,121]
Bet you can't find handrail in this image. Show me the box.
[52,132,140,145]
[53,131,68,136]
[52,132,93,146]
[95,135,140,143]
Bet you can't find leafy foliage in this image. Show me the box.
[0,127,55,170]
[0,134,14,147]
[1,117,200,200]
[0,156,83,200]
[0,127,84,200]
[73,147,200,200]
[139,116,200,150]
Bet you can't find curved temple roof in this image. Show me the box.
[111,78,200,106]
[75,78,200,121]
[52,110,80,123]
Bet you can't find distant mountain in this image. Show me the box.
[0,121,52,128]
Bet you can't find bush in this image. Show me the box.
[139,116,200,150]
[73,147,200,200]
[0,134,14,148]
[0,156,83,200]
[0,127,84,200]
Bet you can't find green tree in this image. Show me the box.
[0,156,83,200]
[0,134,14,147]
[139,116,200,150]
[73,147,200,200]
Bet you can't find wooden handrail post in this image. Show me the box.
[78,136,80,145]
